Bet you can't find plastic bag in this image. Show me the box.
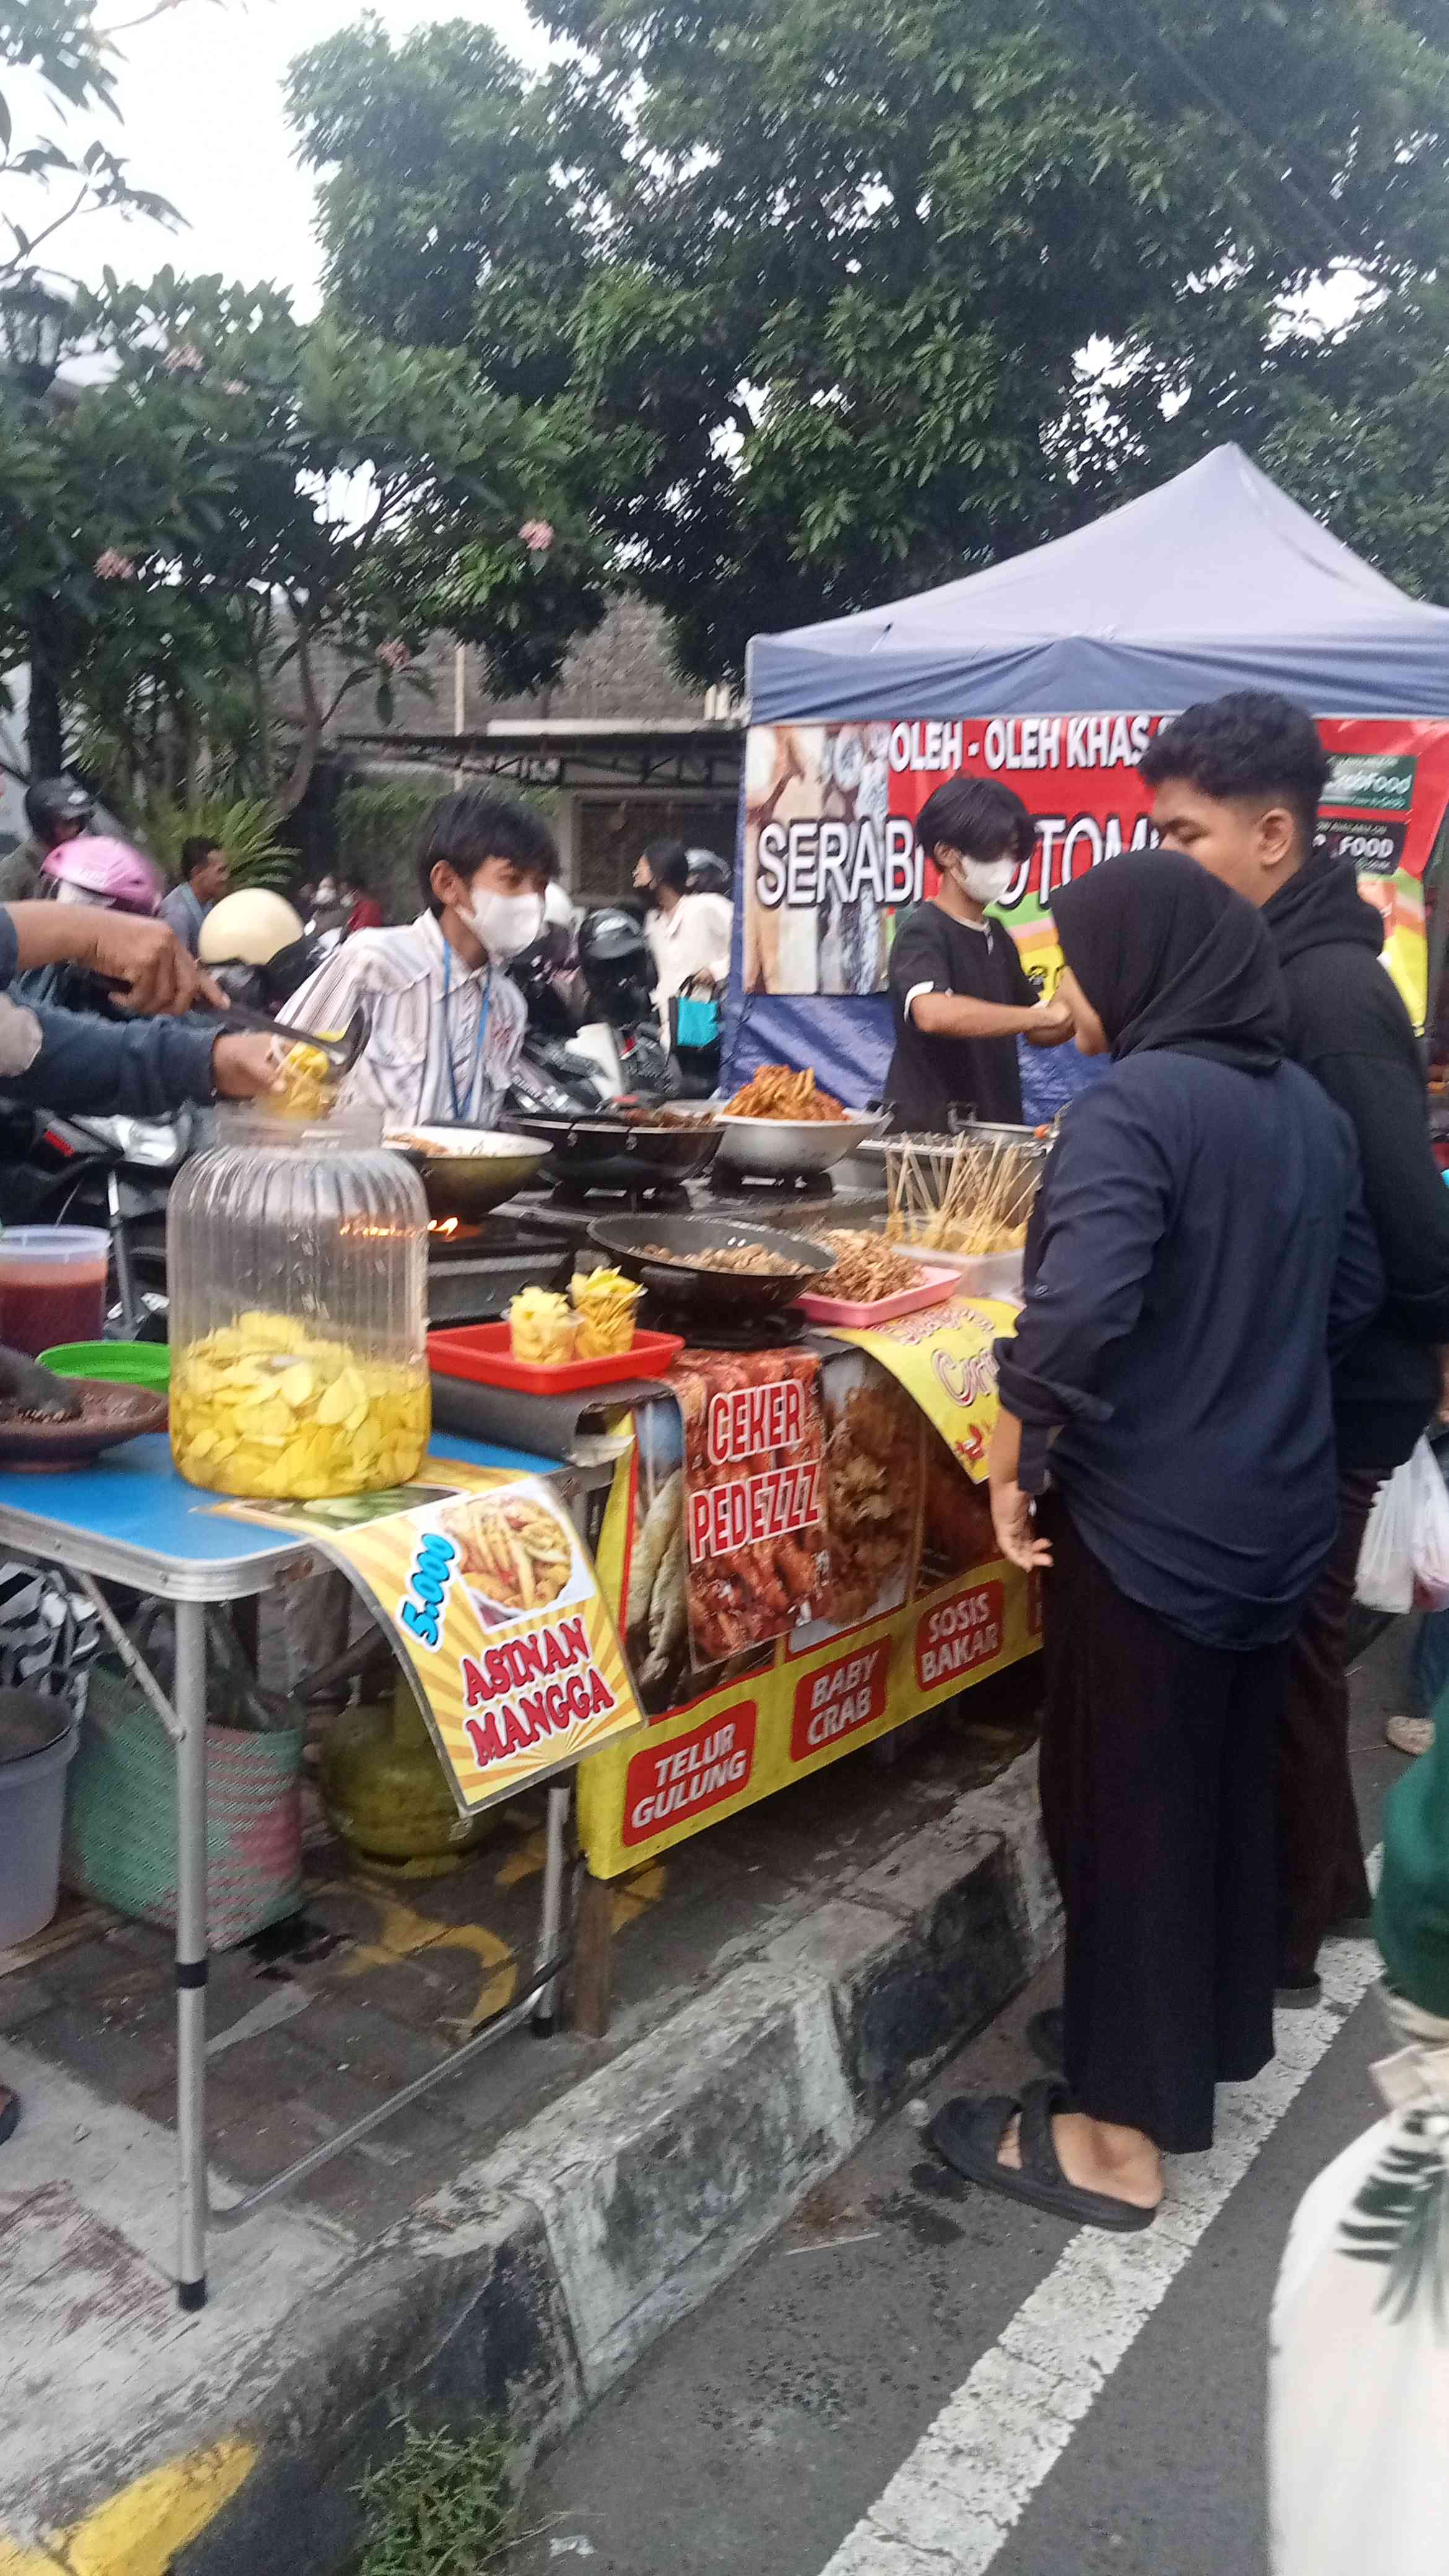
[1356,1455,1418,1613]
[1355,1438,1449,1614]
[1411,1437,1449,1611]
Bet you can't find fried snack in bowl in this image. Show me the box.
[570,1265,641,1358]
[726,1065,846,1121]
[171,1309,430,1498]
[508,1287,577,1366]
[445,1490,573,1614]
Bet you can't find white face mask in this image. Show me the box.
[946,855,1015,907]
[469,887,544,960]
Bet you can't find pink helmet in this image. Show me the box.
[42,833,164,916]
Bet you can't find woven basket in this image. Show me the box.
[62,1665,304,1950]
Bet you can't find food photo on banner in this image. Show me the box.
[577,1316,1040,1875]
[726,443,1449,1111]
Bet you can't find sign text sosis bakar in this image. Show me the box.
[690,1377,824,1562]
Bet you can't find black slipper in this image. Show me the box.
[928,2076,1159,2233]
[1026,2006,1064,2071]
[1276,1975,1322,2009]
[0,2084,19,2147]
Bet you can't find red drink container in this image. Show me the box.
[0,1228,108,1358]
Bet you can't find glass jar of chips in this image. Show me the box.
[167,1110,431,1500]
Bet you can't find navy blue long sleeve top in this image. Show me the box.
[0,910,219,1117]
[994,1049,1383,1651]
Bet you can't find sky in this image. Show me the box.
[15,0,547,314]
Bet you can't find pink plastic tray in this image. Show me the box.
[793,1264,957,1329]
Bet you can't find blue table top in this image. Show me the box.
[0,1430,560,1599]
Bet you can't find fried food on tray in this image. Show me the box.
[508,1287,577,1366]
[811,1230,921,1303]
[637,1241,802,1276]
[570,1264,641,1357]
[445,1490,572,1612]
[726,1065,848,1121]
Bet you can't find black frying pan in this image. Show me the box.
[511,1111,723,1190]
[588,1214,833,1326]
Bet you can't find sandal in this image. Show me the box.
[0,2083,19,2147]
[928,2075,1159,2233]
[1026,2006,1064,2072]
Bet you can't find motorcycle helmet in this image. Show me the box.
[42,832,163,915]
[578,904,650,969]
[686,849,732,898]
[198,888,303,967]
[25,778,93,846]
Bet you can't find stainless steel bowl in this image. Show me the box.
[713,1108,887,1176]
[384,1126,550,1218]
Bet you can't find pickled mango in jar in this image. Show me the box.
[170,1308,430,1499]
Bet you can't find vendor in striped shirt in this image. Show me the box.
[287,790,557,1127]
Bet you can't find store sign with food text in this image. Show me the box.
[217,1460,642,1814]
[676,1350,832,1663]
[742,715,1449,1032]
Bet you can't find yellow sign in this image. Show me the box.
[219,1455,643,1815]
[824,1292,1017,1481]
[578,1540,1039,1876]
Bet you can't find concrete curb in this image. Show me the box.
[43,1748,1060,2575]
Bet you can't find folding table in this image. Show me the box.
[0,1429,579,2309]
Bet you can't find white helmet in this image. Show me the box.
[198,889,304,966]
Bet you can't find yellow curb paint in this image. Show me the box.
[2,2440,257,2576]
[0,2538,63,2574]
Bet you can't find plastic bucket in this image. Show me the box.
[0,1690,79,1949]
[41,1341,171,1389]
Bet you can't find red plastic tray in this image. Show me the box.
[427,1321,684,1395]
[794,1264,958,1328]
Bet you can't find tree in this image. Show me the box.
[0,269,609,812]
[289,1,1449,678]
[0,0,191,290]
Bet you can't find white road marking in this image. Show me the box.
[819,1922,1383,2575]
[785,2231,882,2256]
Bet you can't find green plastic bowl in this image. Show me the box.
[40,1340,171,1389]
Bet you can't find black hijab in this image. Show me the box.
[1050,848,1286,1074]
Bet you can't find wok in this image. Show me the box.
[588,1214,833,1327]
[511,1109,723,1190]
[384,1125,550,1218]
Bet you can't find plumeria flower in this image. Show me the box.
[375,638,412,673]
[94,549,137,581]
[519,519,555,554]
[163,343,205,374]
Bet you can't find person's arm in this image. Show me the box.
[1328,1167,1386,1366]
[992,1080,1178,1482]
[891,910,1068,1046]
[1001,933,1073,1048]
[1310,1043,1449,1346]
[0,996,281,1115]
[2,903,224,1016]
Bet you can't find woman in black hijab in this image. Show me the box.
[931,851,1382,2230]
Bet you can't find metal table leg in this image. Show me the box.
[173,1598,209,2310]
[531,1779,572,2035]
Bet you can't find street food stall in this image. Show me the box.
[728,442,1449,1112]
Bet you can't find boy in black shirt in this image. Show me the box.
[885,778,1071,1131]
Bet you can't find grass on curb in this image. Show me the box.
[358,2419,519,2575]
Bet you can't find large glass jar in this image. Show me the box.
[168,1111,430,1500]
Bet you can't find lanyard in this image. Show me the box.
[442,943,493,1123]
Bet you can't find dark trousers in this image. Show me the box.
[1039,1504,1287,2154]
[1275,1468,1378,1984]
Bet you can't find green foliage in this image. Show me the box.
[290,0,1449,675]
[140,794,290,891]
[0,1,193,285]
[334,779,438,920]
[357,2420,517,2576]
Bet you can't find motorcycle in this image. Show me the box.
[17,1104,193,1337]
[505,908,677,1118]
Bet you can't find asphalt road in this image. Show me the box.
[514,1627,1411,2576]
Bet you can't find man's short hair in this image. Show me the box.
[915,777,1035,868]
[1138,692,1329,850]
[416,790,558,914]
[642,837,690,897]
[181,835,222,880]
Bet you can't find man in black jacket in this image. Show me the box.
[1141,690,1449,1996]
